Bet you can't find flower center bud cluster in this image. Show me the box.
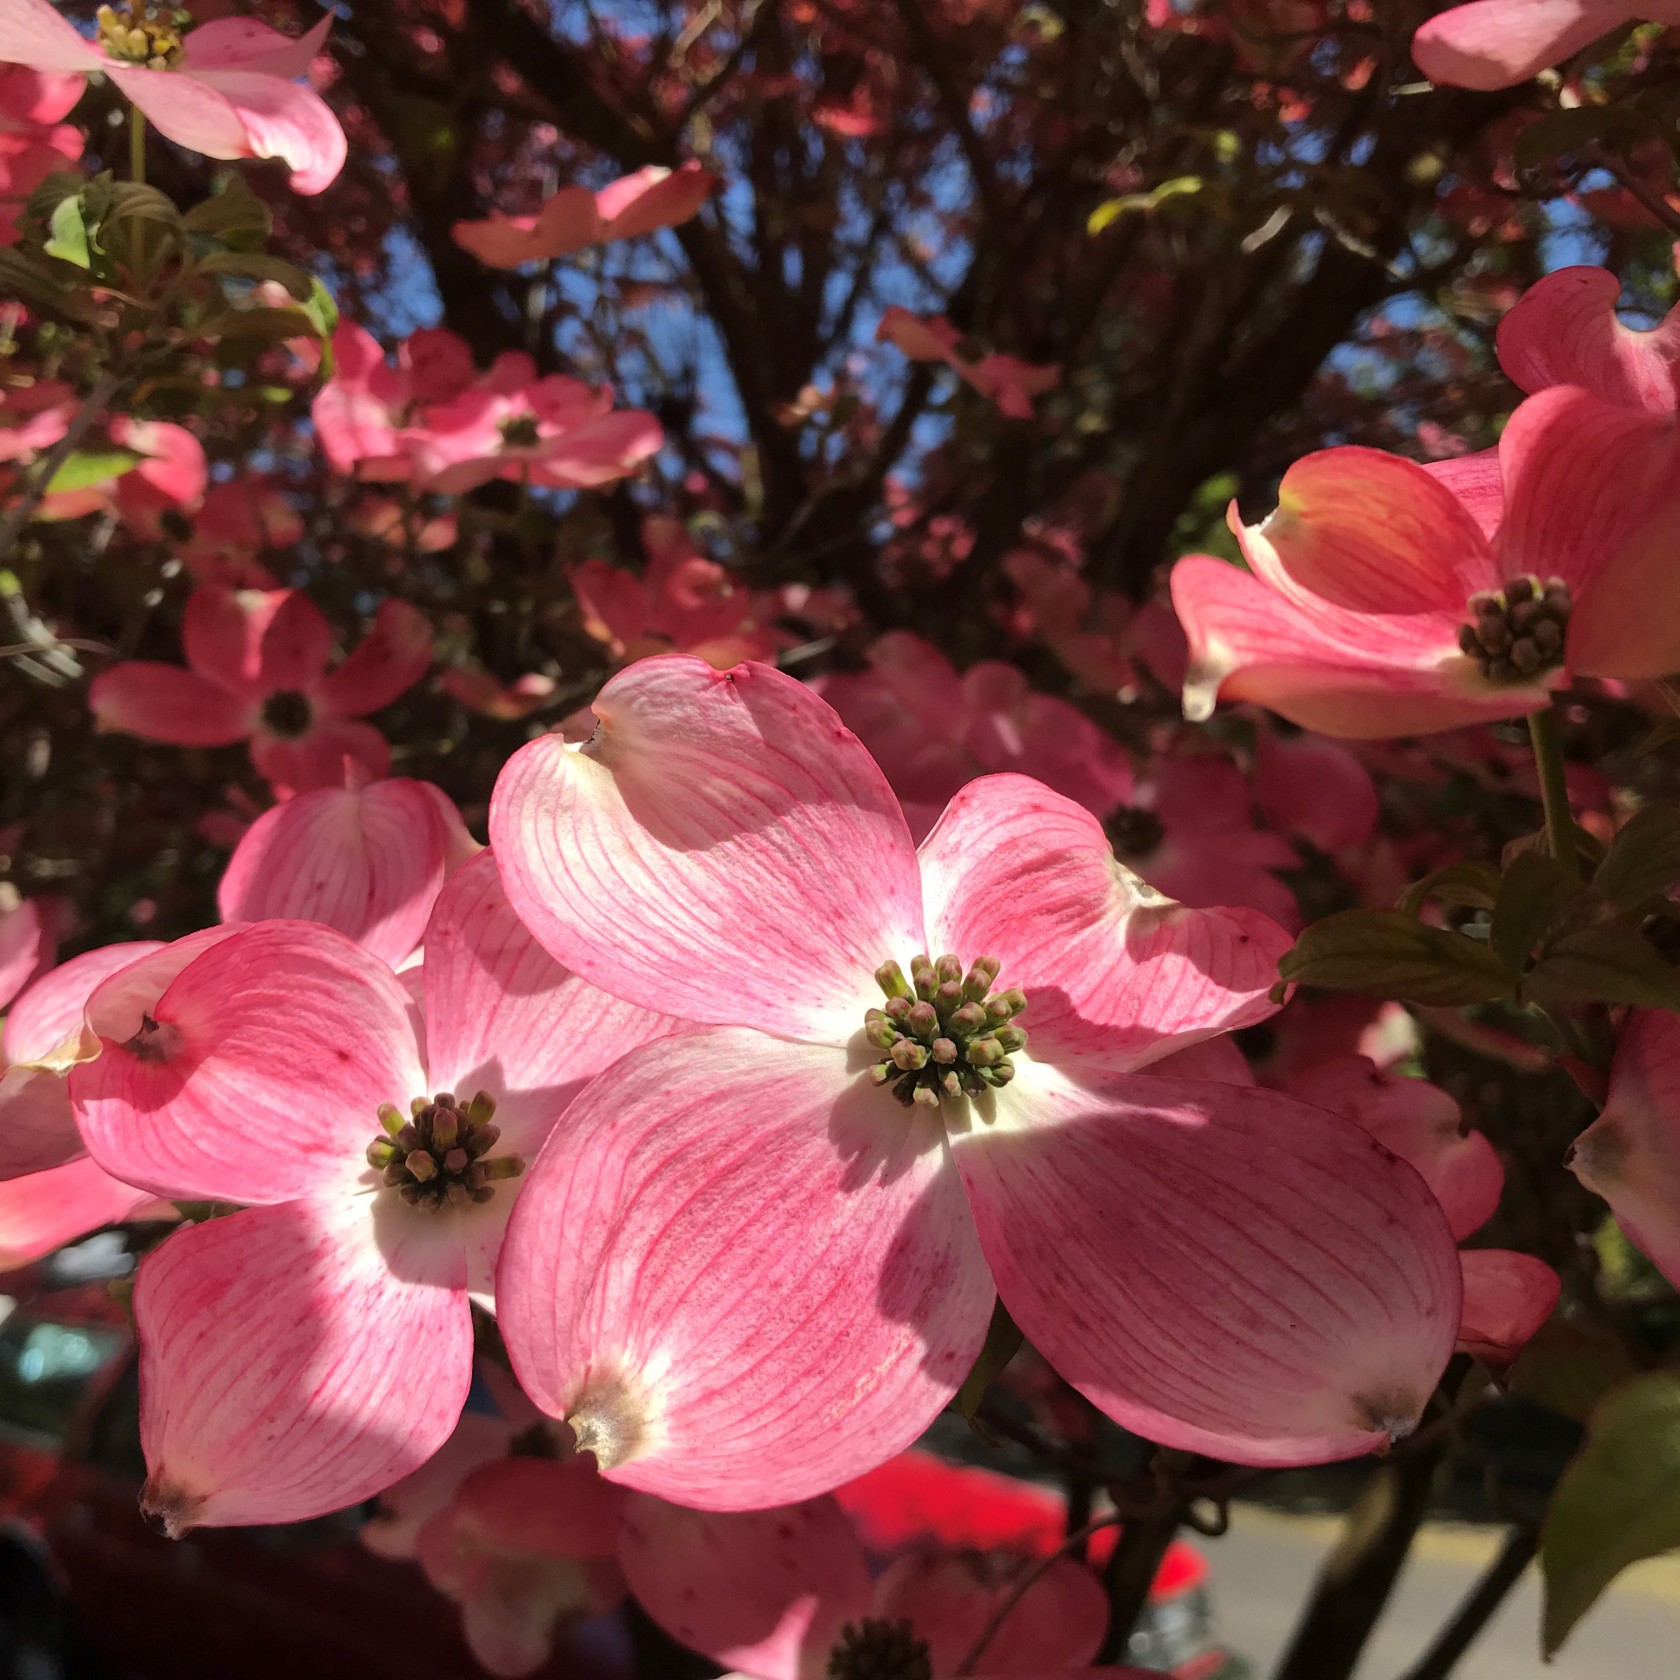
[260,688,314,738]
[826,1616,933,1680]
[1105,803,1165,859]
[499,414,542,447]
[97,3,188,68]
[366,1090,525,1212]
[1457,575,1571,683]
[865,954,1026,1107]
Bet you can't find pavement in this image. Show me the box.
[1204,1506,1680,1679]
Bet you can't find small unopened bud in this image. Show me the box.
[884,995,913,1024]
[987,1061,1016,1087]
[1505,575,1535,606]
[445,1181,474,1208]
[906,1000,939,1040]
[365,1139,395,1168]
[891,1039,929,1071]
[962,957,1000,1001]
[876,961,911,999]
[912,962,937,1002]
[968,1036,1005,1067]
[443,1148,469,1174]
[433,1092,457,1111]
[465,1124,501,1158]
[396,1123,421,1151]
[378,1103,406,1138]
[865,1019,899,1050]
[405,1150,438,1182]
[935,954,964,985]
[994,1024,1027,1053]
[911,1083,941,1108]
[431,1107,460,1152]
[935,979,963,1014]
[467,1091,497,1125]
[483,1155,527,1181]
[409,1096,428,1117]
[939,1069,962,1098]
[930,1037,959,1064]
[950,1001,987,1035]
[870,1062,894,1086]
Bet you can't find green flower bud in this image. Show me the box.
[431,1106,460,1152]
[930,1037,959,1064]
[870,1062,894,1086]
[405,1150,438,1182]
[935,954,964,985]
[950,1001,987,1035]
[875,961,911,999]
[968,1036,1005,1068]
[365,1139,395,1168]
[891,1039,929,1072]
[906,1000,939,1040]
[378,1103,406,1138]
[467,1091,498,1125]
[994,1024,1027,1053]
[912,1083,941,1108]
[866,1019,899,1050]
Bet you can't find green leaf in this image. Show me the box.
[1509,1321,1641,1426]
[1397,861,1501,920]
[195,250,315,298]
[44,448,140,494]
[200,304,328,344]
[1276,909,1515,1006]
[44,194,90,268]
[952,1299,1024,1434]
[1541,1370,1680,1655]
[1526,918,1680,1011]
[1492,851,1596,974]
[1514,103,1656,176]
[183,174,271,248]
[299,276,338,342]
[1595,802,1680,914]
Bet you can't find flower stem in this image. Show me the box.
[129,107,147,185]
[1527,703,1577,874]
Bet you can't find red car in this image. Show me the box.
[0,1279,1236,1680]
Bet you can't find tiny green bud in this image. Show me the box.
[950,1001,987,1035]
[906,1000,939,1040]
[467,1090,498,1125]
[912,1083,941,1108]
[865,1019,899,1050]
[365,1139,395,1169]
[870,1062,894,1085]
[410,1096,428,1117]
[378,1103,406,1137]
[884,996,913,1024]
[994,1024,1027,1053]
[935,954,964,985]
[483,1155,527,1181]
[912,965,938,1002]
[891,1039,929,1071]
[875,960,911,999]
[968,1036,1005,1068]
[987,1061,1016,1087]
[935,979,963,1016]
[930,1037,959,1064]
[939,1069,962,1098]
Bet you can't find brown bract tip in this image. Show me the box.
[140,1475,207,1539]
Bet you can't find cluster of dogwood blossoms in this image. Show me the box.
[12,0,1680,1672]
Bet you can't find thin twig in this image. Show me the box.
[954,1511,1124,1676]
[1392,1526,1538,1680]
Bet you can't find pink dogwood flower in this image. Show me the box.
[452,161,718,269]
[1412,1,1676,91]
[179,477,304,587]
[1170,383,1680,737]
[218,770,478,968]
[0,888,56,1009]
[1496,263,1680,412]
[311,321,477,482]
[1252,727,1381,856]
[0,1,346,194]
[68,852,676,1533]
[1287,1056,1559,1364]
[488,655,1461,1509]
[0,63,82,244]
[622,1476,1115,1680]
[414,355,663,495]
[417,1455,628,1678]
[876,308,1061,420]
[89,584,433,795]
[570,516,777,671]
[1102,755,1302,930]
[816,631,1135,842]
[1567,1008,1680,1288]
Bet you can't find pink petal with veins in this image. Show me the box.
[218,777,470,969]
[1411,0,1654,90]
[73,921,424,1204]
[618,1493,871,1680]
[0,0,105,71]
[918,774,1289,1068]
[1456,1249,1560,1365]
[875,1549,1107,1676]
[953,1058,1462,1466]
[1285,1056,1504,1241]
[314,599,433,719]
[495,1028,994,1509]
[490,656,924,1043]
[180,11,334,79]
[1497,265,1680,411]
[88,663,258,746]
[251,718,392,797]
[186,68,346,195]
[135,1195,471,1534]
[420,851,676,1148]
[0,1156,155,1268]
[1567,1008,1680,1287]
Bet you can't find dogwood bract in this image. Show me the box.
[68,852,673,1533]
[488,655,1461,1510]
